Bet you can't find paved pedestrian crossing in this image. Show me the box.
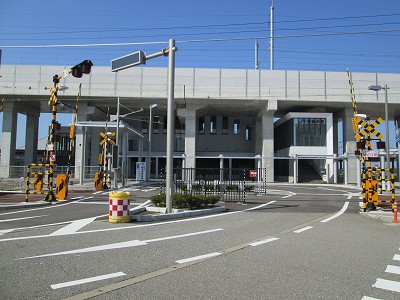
[362,247,400,299]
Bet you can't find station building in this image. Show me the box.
[1,65,399,184]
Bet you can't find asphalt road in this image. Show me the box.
[0,184,399,300]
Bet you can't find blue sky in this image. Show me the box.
[1,0,400,148]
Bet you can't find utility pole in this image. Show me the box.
[269,0,274,70]
[255,40,259,70]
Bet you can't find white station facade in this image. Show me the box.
[1,65,400,184]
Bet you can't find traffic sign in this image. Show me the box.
[249,170,257,178]
[354,117,384,141]
[362,150,379,158]
[111,51,146,72]
[100,132,116,145]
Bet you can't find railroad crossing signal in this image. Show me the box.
[100,132,116,146]
[354,117,384,141]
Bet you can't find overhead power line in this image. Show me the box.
[1,28,400,49]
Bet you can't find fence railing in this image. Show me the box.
[160,168,271,202]
[0,165,101,181]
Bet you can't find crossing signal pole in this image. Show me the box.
[45,60,93,201]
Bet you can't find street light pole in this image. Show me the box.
[147,103,158,182]
[166,39,176,214]
[368,85,390,175]
[384,85,389,173]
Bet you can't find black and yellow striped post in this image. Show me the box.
[25,164,54,202]
[94,171,103,191]
[56,174,68,200]
[366,167,377,211]
[390,170,396,211]
[33,172,43,191]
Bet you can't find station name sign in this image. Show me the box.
[362,149,379,158]
[111,51,146,72]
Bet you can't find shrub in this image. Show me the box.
[150,193,222,210]
[150,193,166,207]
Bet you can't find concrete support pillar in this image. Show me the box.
[333,154,338,184]
[90,127,101,169]
[183,106,197,169]
[24,112,40,165]
[122,130,128,185]
[75,108,88,184]
[342,107,358,184]
[0,102,18,177]
[261,100,277,183]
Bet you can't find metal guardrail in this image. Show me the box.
[160,168,272,202]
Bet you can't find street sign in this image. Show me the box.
[136,162,146,181]
[111,51,146,72]
[362,150,379,158]
[249,170,257,178]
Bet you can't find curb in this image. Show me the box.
[0,201,51,210]
[131,206,227,222]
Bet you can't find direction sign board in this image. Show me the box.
[111,51,146,72]
[362,150,379,158]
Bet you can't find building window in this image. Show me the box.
[233,119,240,135]
[294,118,326,146]
[222,116,228,135]
[198,117,205,134]
[141,118,148,134]
[245,125,252,141]
[210,116,217,134]
[153,116,159,134]
[163,116,167,134]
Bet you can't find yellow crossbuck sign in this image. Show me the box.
[100,132,116,146]
[354,117,384,141]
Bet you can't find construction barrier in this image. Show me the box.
[109,191,131,223]
[25,164,55,202]
[56,174,68,200]
[94,171,103,191]
[33,172,43,191]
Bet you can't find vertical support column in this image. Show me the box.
[75,107,88,184]
[342,107,358,184]
[333,154,338,184]
[184,105,197,169]
[24,112,40,165]
[261,100,277,183]
[121,130,128,186]
[0,102,18,178]
[293,155,298,183]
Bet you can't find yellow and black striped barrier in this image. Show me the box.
[25,164,55,202]
[361,167,396,212]
[95,171,103,191]
[56,174,68,200]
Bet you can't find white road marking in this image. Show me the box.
[249,237,279,247]
[393,254,400,261]
[0,200,79,216]
[50,217,97,236]
[51,272,125,289]
[0,201,273,242]
[385,265,400,275]
[282,193,295,199]
[92,191,103,195]
[373,278,400,292]
[176,252,221,264]
[293,226,313,233]
[320,202,349,223]
[0,229,15,235]
[18,240,148,259]
[16,228,223,260]
[144,228,223,243]
[0,214,47,223]
[70,196,84,200]
[347,192,361,199]
[361,296,381,300]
